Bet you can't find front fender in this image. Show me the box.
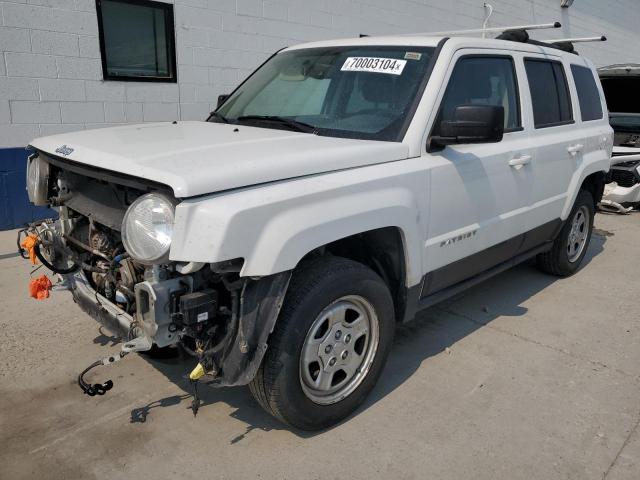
[170,159,428,287]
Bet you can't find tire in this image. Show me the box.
[537,189,595,277]
[249,256,395,431]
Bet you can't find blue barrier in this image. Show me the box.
[0,147,56,230]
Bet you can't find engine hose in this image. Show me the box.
[80,263,109,274]
[17,228,30,259]
[78,360,110,396]
[179,342,200,358]
[63,234,111,262]
[77,352,127,396]
[34,242,80,275]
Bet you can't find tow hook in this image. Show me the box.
[78,351,128,396]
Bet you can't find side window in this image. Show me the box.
[524,59,573,128]
[437,56,521,132]
[571,65,604,121]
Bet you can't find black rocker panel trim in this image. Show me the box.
[421,218,562,299]
[422,234,522,298]
[517,218,563,253]
[400,218,563,323]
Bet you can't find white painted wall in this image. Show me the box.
[0,0,638,148]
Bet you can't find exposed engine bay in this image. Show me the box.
[21,151,290,397]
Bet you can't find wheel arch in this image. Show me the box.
[562,166,608,219]
[580,170,607,207]
[298,226,410,323]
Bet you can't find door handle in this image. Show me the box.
[567,144,584,156]
[509,154,532,167]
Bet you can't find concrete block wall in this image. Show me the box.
[0,0,639,228]
[0,0,638,149]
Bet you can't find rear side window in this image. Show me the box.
[525,59,573,128]
[571,65,603,121]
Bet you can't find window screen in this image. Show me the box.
[243,77,331,117]
[97,0,176,82]
[571,65,603,121]
[437,56,521,132]
[525,59,573,128]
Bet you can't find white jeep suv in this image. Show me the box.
[22,33,612,430]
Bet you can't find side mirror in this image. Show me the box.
[217,94,230,109]
[431,105,504,149]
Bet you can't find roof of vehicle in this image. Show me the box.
[283,34,590,62]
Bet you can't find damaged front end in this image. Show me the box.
[20,150,290,392]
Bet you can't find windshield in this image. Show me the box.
[213,46,436,141]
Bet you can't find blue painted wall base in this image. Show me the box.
[0,148,57,230]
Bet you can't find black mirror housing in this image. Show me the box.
[217,94,230,109]
[432,105,505,148]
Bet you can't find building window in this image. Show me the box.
[96,0,176,82]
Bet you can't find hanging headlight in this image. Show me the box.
[121,193,175,264]
[26,154,50,206]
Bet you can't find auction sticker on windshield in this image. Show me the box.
[341,57,407,75]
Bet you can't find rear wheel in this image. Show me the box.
[537,189,595,277]
[249,257,395,431]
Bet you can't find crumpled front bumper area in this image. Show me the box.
[69,270,133,340]
[69,269,176,353]
[21,218,293,386]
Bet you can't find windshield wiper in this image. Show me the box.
[236,115,317,134]
[208,111,229,123]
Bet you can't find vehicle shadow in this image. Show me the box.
[93,326,120,347]
[126,231,607,441]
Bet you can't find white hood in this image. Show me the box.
[30,121,409,198]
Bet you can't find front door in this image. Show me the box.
[422,51,533,297]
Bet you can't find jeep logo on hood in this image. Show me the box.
[55,145,74,156]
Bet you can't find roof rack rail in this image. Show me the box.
[396,22,607,57]
[494,28,606,55]
[548,36,607,54]
[403,22,561,37]
[552,36,607,44]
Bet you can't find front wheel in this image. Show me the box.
[537,189,595,277]
[249,257,395,430]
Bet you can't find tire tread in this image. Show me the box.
[249,256,386,428]
[537,189,594,277]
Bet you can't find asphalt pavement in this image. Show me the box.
[0,212,638,480]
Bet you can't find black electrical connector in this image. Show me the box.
[78,352,127,397]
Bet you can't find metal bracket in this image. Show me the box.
[121,335,153,353]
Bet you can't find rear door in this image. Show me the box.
[520,56,583,234]
[569,61,612,182]
[422,50,534,296]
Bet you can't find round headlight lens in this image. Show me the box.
[122,193,175,264]
[26,155,50,206]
